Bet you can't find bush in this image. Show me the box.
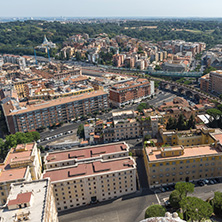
[145,205,166,218]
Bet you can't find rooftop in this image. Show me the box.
[4,90,108,116]
[146,145,221,162]
[45,142,128,163]
[0,143,36,182]
[0,179,52,222]
[43,157,135,182]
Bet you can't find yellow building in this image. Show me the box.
[144,142,222,188]
[160,128,215,146]
[0,142,42,205]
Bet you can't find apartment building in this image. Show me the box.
[200,73,210,93]
[2,90,109,133]
[0,142,42,206]
[13,77,43,98]
[109,78,152,107]
[0,179,58,222]
[114,118,141,140]
[54,68,82,79]
[43,142,137,211]
[209,70,222,94]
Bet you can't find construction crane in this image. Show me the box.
[46,46,51,62]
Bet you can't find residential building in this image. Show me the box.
[2,90,109,133]
[144,130,222,188]
[109,78,153,107]
[209,70,222,94]
[84,124,94,139]
[43,142,137,211]
[0,178,58,222]
[114,118,142,140]
[0,142,42,206]
[200,73,210,93]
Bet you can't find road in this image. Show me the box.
[156,182,222,204]
[39,91,176,146]
[59,157,222,222]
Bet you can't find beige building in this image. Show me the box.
[114,118,141,140]
[43,142,137,212]
[210,70,222,94]
[0,178,58,222]
[0,142,42,206]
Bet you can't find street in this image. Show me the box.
[59,180,222,222]
[39,91,177,146]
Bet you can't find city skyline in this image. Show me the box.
[1,0,222,18]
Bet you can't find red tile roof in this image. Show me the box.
[46,143,127,163]
[7,192,32,206]
[43,158,134,182]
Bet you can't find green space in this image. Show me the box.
[0,131,40,160]
[1,20,222,55]
[145,182,221,221]
[166,114,195,131]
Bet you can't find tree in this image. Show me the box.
[212,191,222,216]
[187,115,195,129]
[169,190,181,209]
[166,117,174,130]
[137,103,148,112]
[177,114,186,131]
[77,124,84,138]
[180,197,213,221]
[145,205,166,218]
[175,182,194,199]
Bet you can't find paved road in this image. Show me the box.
[59,189,157,222]
[59,181,222,222]
[156,182,222,204]
[39,91,176,145]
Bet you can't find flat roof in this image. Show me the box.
[7,90,108,116]
[46,142,128,163]
[0,168,27,182]
[43,158,135,182]
[213,133,222,144]
[0,179,50,222]
[146,145,221,162]
[0,143,35,182]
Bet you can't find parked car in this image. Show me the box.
[209,180,214,185]
[204,179,209,184]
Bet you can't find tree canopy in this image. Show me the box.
[144,205,166,218]
[175,182,194,198]
[137,102,149,112]
[77,124,84,138]
[180,197,213,221]
[166,115,195,131]
[169,190,181,209]
[1,20,222,56]
[212,191,222,216]
[0,131,40,159]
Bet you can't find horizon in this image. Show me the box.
[1,0,222,18]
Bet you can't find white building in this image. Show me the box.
[0,178,58,222]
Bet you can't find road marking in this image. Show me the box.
[154,191,161,205]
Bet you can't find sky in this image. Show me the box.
[1,0,222,18]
